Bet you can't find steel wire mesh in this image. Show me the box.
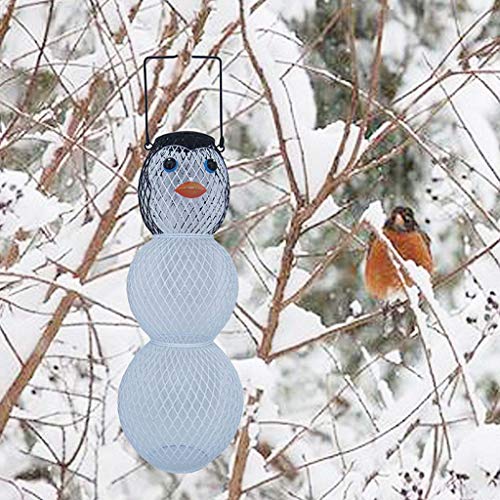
[121,132,242,473]
[118,341,243,473]
[138,144,229,235]
[127,234,238,343]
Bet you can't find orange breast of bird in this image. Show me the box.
[364,229,433,300]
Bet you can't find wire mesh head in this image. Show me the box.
[127,234,238,343]
[118,342,243,473]
[138,132,229,235]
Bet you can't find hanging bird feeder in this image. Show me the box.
[118,54,243,474]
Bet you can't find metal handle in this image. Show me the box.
[143,54,225,152]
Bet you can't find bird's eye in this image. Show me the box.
[163,157,178,172]
[204,158,218,173]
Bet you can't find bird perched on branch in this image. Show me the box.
[364,206,433,301]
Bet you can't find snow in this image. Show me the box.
[234,357,276,394]
[0,170,69,237]
[361,200,386,231]
[381,18,412,64]
[271,303,327,352]
[266,0,316,22]
[349,299,363,317]
[449,425,500,497]
[229,0,316,154]
[304,196,342,229]
[241,449,275,490]
[286,120,370,199]
[385,349,402,364]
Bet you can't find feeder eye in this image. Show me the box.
[163,157,178,172]
[204,158,218,173]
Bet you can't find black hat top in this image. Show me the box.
[150,131,216,152]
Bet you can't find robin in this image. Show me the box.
[364,206,433,301]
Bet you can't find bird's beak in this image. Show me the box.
[175,181,207,198]
[394,213,405,227]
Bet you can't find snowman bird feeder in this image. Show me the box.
[118,54,244,474]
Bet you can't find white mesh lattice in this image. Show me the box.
[120,133,243,473]
[118,342,243,473]
[138,144,229,235]
[127,234,238,343]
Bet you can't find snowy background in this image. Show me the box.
[0,0,499,498]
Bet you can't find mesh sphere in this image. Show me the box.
[138,132,229,235]
[118,342,243,473]
[127,234,238,343]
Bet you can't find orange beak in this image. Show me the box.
[174,181,207,199]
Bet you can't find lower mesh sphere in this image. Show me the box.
[118,342,243,473]
[127,234,238,343]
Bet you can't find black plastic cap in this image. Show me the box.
[151,131,216,152]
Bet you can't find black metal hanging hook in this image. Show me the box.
[143,54,225,152]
